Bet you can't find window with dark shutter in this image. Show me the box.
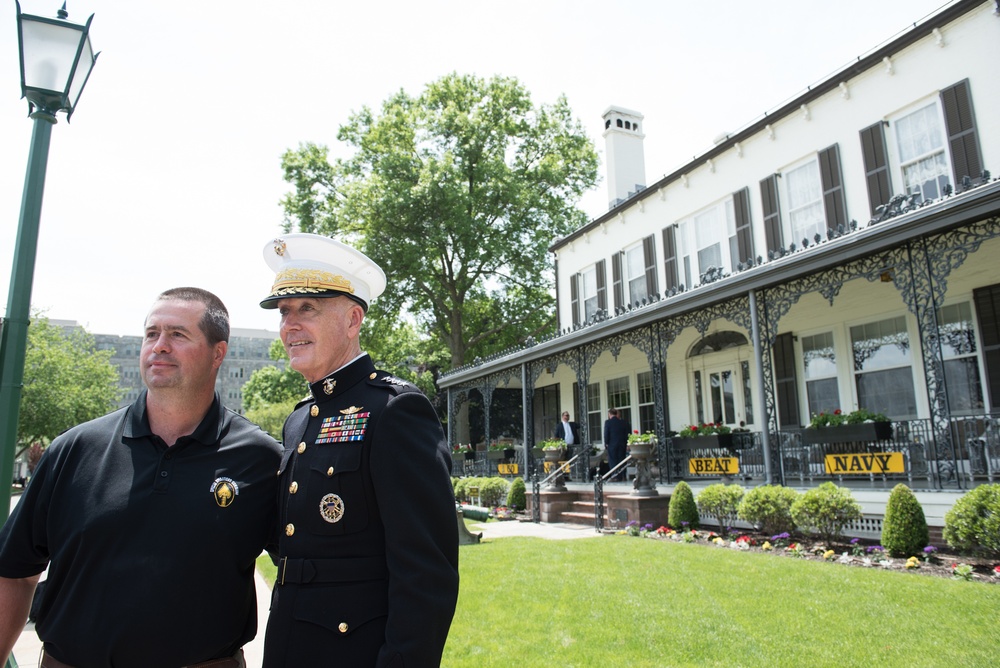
[941,79,983,185]
[772,332,801,427]
[596,259,607,312]
[973,284,1000,409]
[611,253,623,312]
[662,226,678,291]
[859,122,892,217]
[570,273,580,327]
[642,235,658,297]
[732,187,754,264]
[818,144,847,232]
[760,175,783,256]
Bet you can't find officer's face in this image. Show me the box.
[277,296,365,383]
[141,299,226,393]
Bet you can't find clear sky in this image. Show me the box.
[0,0,954,336]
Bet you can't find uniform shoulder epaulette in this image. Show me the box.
[370,373,417,393]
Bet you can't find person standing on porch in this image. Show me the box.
[604,408,630,481]
[554,411,580,452]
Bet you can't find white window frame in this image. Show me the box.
[677,197,736,287]
[580,264,599,322]
[782,156,825,246]
[623,242,647,304]
[937,300,986,415]
[888,96,952,203]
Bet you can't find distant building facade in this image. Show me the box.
[55,322,282,414]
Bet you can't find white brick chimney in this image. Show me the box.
[602,106,646,209]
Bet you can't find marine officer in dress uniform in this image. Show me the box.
[259,234,459,668]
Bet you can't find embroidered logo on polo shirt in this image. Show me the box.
[211,477,239,507]
[316,412,370,444]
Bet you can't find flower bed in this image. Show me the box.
[616,525,999,583]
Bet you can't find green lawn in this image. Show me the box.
[258,535,1000,667]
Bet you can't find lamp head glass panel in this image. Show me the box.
[16,1,98,119]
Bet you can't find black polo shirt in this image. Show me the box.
[0,391,282,668]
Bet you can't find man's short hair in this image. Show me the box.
[608,408,619,417]
[156,287,230,345]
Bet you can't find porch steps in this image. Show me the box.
[561,499,607,526]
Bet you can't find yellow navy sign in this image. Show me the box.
[825,452,904,474]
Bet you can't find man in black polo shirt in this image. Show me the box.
[0,287,282,668]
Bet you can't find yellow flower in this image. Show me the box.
[762,541,772,551]
[823,550,835,561]
[905,556,920,569]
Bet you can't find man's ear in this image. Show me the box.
[213,340,228,370]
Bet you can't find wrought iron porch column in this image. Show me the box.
[750,289,775,483]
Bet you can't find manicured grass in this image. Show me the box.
[443,535,1000,667]
[255,534,1000,666]
[256,552,277,584]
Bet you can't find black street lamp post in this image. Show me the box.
[0,2,98,525]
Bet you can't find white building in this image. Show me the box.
[440,0,1000,501]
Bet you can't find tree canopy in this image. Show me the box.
[279,73,599,368]
[241,339,308,413]
[18,318,122,449]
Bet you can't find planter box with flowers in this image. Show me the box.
[486,444,517,460]
[801,409,893,445]
[453,444,476,460]
[670,423,752,451]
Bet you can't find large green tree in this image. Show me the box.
[280,73,599,368]
[17,318,122,453]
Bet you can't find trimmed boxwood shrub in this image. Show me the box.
[668,480,699,529]
[506,477,526,510]
[479,477,510,507]
[696,484,744,532]
[738,485,798,535]
[881,483,929,557]
[790,482,862,543]
[943,483,1000,557]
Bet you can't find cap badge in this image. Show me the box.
[320,493,345,523]
[210,477,239,508]
[323,378,336,395]
[273,238,287,256]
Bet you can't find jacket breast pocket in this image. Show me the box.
[305,445,370,536]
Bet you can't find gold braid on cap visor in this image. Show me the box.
[268,268,356,298]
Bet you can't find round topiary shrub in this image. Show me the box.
[881,483,929,557]
[738,484,798,535]
[696,483,744,532]
[943,483,1000,557]
[790,482,861,543]
[668,480,699,529]
[479,477,510,508]
[506,477,527,510]
[453,477,472,503]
